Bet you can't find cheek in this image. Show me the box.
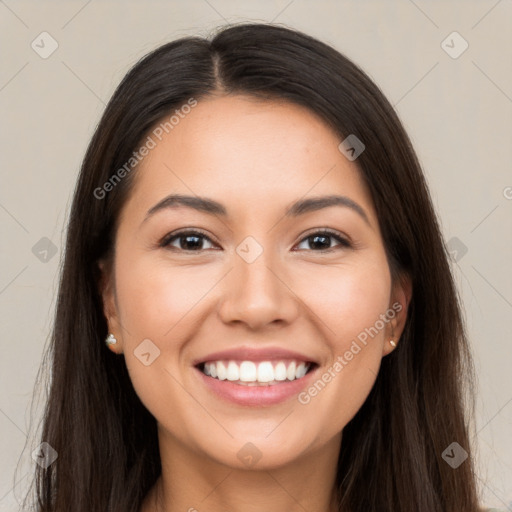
[112,250,214,432]
[292,259,391,433]
[294,257,392,346]
[112,248,215,398]
[114,251,215,339]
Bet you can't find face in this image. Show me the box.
[100,94,410,470]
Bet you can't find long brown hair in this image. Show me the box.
[21,22,481,511]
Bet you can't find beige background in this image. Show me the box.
[1,1,511,510]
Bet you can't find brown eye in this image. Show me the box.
[295,230,351,252]
[161,230,216,251]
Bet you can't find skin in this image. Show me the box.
[99,94,411,512]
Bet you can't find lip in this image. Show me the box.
[192,346,318,366]
[193,363,319,407]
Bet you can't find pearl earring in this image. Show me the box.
[105,333,117,346]
[389,339,396,348]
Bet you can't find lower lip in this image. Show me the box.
[194,365,318,406]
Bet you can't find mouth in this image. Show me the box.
[192,346,320,406]
[196,359,318,386]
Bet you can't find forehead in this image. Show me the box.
[123,94,375,223]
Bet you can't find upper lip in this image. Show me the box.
[193,346,318,366]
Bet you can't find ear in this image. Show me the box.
[98,259,123,353]
[383,272,412,356]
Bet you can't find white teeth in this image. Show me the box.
[257,362,274,382]
[296,362,307,379]
[286,361,296,380]
[216,361,227,380]
[226,361,239,381]
[200,359,312,384]
[239,361,257,382]
[274,362,287,381]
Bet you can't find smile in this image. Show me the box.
[194,359,319,406]
[199,359,314,386]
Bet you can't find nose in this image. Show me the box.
[217,243,300,331]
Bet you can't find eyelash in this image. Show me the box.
[159,228,352,253]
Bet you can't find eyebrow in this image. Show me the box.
[143,193,370,226]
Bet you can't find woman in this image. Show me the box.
[24,22,490,511]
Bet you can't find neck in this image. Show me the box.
[141,427,341,512]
